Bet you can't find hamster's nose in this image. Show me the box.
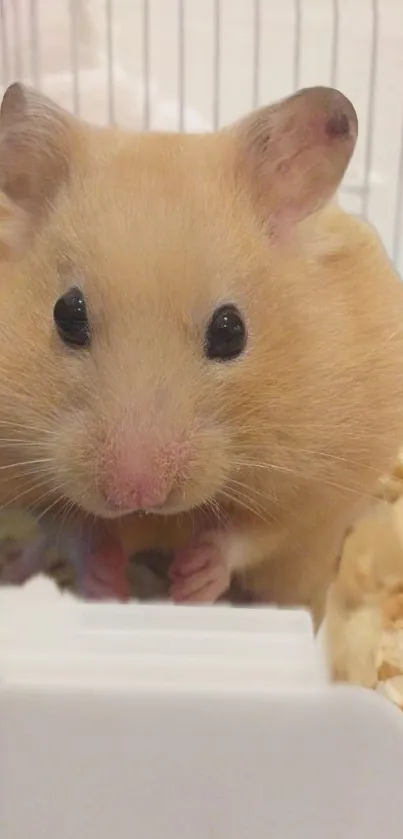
[99,445,187,513]
[102,470,170,513]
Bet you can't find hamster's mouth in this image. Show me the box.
[80,496,202,521]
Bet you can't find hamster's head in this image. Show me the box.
[0,83,358,519]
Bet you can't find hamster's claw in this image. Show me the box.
[169,532,231,604]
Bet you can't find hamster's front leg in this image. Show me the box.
[169,530,235,603]
[168,522,282,605]
[60,520,130,602]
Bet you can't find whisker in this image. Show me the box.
[227,476,278,506]
[225,478,283,522]
[0,439,50,447]
[218,487,271,526]
[55,499,80,548]
[0,458,53,472]
[231,458,296,477]
[204,497,227,530]
[37,495,70,525]
[229,457,379,500]
[224,477,303,538]
[0,419,56,436]
[291,447,380,472]
[0,476,56,513]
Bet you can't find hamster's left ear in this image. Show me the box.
[0,83,82,256]
[231,86,358,235]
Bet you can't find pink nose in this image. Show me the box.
[100,439,189,513]
[102,468,171,512]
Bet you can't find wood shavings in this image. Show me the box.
[327,482,403,711]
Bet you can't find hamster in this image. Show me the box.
[0,81,403,624]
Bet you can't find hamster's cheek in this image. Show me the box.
[47,409,103,515]
[176,421,233,508]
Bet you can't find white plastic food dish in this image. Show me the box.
[0,577,403,839]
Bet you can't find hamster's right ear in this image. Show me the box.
[230,86,358,237]
[0,82,80,257]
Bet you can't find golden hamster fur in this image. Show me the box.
[0,82,403,625]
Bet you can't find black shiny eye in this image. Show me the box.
[204,304,247,361]
[53,286,91,349]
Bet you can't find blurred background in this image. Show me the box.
[0,0,402,586]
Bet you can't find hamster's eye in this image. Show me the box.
[204,304,247,362]
[53,287,91,349]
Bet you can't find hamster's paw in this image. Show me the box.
[76,539,131,602]
[169,532,232,603]
[80,564,130,602]
[0,538,47,585]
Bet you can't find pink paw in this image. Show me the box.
[78,529,130,602]
[169,532,231,604]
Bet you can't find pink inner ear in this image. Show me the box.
[325,112,350,139]
[235,87,358,233]
[0,84,76,223]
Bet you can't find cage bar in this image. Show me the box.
[105,0,115,125]
[330,0,339,87]
[178,0,185,131]
[252,0,260,109]
[12,0,22,80]
[69,0,80,115]
[0,0,10,87]
[362,0,379,219]
[293,0,302,91]
[142,0,150,130]
[29,0,40,88]
[213,0,221,130]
